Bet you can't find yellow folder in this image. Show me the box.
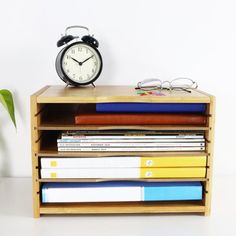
[141,156,206,167]
[140,167,206,178]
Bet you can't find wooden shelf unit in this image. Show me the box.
[31,85,215,218]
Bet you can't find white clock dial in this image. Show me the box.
[62,43,101,83]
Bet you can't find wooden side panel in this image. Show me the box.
[31,86,49,218]
[204,96,215,215]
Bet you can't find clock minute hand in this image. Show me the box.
[81,55,94,65]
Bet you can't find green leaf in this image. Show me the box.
[0,89,16,128]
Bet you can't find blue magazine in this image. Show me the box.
[96,103,206,113]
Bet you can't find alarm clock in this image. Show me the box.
[55,26,103,87]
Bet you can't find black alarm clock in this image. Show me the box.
[55,26,103,87]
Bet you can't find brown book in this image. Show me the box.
[75,113,207,125]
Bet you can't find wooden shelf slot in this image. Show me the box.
[39,178,208,183]
[38,124,209,131]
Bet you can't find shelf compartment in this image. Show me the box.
[38,103,209,130]
[39,178,208,183]
[39,132,208,157]
[40,201,205,214]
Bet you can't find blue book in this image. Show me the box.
[42,181,202,203]
[96,103,206,113]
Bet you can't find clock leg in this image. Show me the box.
[91,83,96,88]
[65,82,70,88]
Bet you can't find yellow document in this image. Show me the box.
[140,167,206,178]
[141,156,206,167]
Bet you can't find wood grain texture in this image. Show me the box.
[38,150,207,157]
[31,86,50,218]
[40,201,205,214]
[38,124,209,131]
[204,96,215,216]
[37,85,211,103]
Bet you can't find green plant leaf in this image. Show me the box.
[0,89,16,128]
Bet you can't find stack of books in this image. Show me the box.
[74,102,207,125]
[57,131,205,152]
[40,155,206,178]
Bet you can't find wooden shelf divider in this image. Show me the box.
[40,201,206,215]
[39,178,208,183]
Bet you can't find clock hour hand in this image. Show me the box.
[70,56,82,65]
[81,55,94,65]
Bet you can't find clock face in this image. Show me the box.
[61,43,102,84]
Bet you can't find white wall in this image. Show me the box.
[0,0,235,177]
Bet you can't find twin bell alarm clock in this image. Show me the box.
[55,26,103,87]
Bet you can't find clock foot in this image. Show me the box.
[91,83,96,88]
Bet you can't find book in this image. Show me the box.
[40,167,206,178]
[57,138,205,143]
[41,156,207,169]
[41,181,203,203]
[74,113,207,125]
[61,130,205,136]
[58,131,205,151]
[60,133,205,140]
[57,146,205,152]
[96,103,206,113]
[57,142,205,147]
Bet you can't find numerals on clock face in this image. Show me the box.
[62,43,101,83]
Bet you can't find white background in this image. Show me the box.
[0,0,235,177]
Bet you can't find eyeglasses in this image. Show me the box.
[135,78,198,93]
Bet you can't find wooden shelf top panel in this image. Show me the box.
[35,85,212,103]
[40,201,205,214]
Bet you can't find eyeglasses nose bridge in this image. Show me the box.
[161,80,171,89]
